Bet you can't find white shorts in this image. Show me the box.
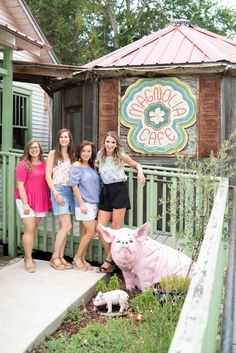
[16,199,47,219]
[75,203,98,221]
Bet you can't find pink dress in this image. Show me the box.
[15,160,51,212]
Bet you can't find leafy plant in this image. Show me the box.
[130,289,157,312]
[170,130,236,262]
[96,274,122,293]
[62,307,84,325]
[159,275,191,294]
[96,278,108,293]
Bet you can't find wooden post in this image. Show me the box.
[2,47,13,152]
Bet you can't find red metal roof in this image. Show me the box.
[83,20,236,68]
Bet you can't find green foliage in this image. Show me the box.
[96,274,122,293]
[96,278,108,293]
[159,275,191,294]
[174,130,236,260]
[26,0,236,65]
[62,307,84,324]
[130,288,157,312]
[31,290,185,353]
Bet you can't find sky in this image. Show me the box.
[219,0,236,8]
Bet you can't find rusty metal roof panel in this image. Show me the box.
[83,20,236,68]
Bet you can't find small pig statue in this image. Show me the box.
[93,290,129,313]
[98,222,194,292]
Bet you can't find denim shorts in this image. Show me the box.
[51,185,75,216]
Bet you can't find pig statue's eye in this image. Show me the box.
[129,240,133,243]
[116,240,121,243]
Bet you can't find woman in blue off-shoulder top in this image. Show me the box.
[70,140,100,271]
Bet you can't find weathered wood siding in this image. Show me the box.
[198,75,221,156]
[15,82,52,152]
[98,79,119,144]
[222,77,236,139]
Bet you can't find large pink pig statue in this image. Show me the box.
[98,222,194,292]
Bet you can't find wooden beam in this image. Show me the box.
[13,64,74,78]
[0,29,15,48]
[15,37,40,56]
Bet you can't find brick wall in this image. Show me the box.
[99,79,119,143]
[198,75,221,157]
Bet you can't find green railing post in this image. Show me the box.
[7,155,17,256]
[2,47,13,152]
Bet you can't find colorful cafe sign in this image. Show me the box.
[120,78,196,155]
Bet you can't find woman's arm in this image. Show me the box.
[122,154,146,186]
[17,181,30,215]
[72,185,88,214]
[46,150,64,205]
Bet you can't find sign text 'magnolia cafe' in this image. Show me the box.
[120,78,196,155]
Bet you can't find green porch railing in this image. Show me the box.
[168,179,229,353]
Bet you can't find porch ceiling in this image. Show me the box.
[11,61,85,95]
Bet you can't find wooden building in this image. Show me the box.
[50,19,236,165]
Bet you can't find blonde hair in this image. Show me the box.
[98,131,124,166]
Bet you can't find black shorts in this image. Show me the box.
[99,181,131,212]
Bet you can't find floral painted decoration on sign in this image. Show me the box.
[120,78,196,155]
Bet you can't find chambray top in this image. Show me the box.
[98,156,127,184]
[69,165,100,206]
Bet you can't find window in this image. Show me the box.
[0,86,32,150]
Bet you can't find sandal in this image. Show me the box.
[96,259,115,273]
[83,260,94,271]
[72,256,87,271]
[60,257,73,270]
[50,256,66,270]
[24,258,36,273]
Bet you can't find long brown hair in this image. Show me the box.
[53,128,74,166]
[20,139,44,171]
[75,140,96,169]
[98,131,123,166]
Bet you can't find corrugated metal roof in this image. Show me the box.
[83,20,236,68]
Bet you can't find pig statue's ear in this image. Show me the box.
[98,224,116,243]
[133,222,150,241]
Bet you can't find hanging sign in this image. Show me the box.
[120,78,196,154]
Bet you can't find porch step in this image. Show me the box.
[0,259,107,353]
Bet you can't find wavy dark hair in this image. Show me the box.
[53,128,74,167]
[75,140,96,168]
[20,139,44,171]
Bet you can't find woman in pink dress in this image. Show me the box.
[15,139,51,273]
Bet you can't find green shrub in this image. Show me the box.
[62,307,84,324]
[96,274,122,293]
[159,275,191,294]
[130,288,157,312]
